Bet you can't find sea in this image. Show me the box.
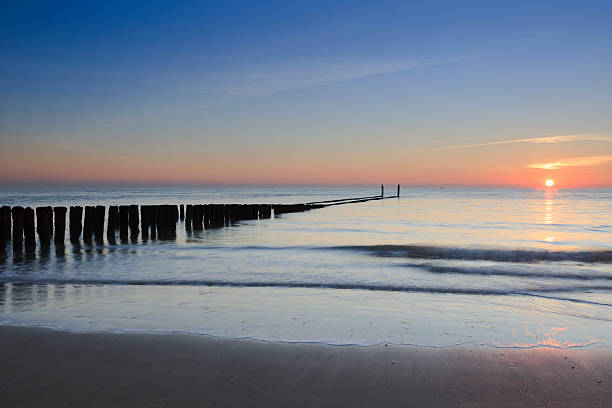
[0,186,611,349]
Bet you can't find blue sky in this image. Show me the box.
[1,1,611,186]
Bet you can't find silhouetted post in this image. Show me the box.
[46,206,53,237]
[0,206,10,246]
[185,205,193,231]
[12,207,24,251]
[107,206,119,241]
[180,205,184,221]
[24,208,35,249]
[83,206,95,243]
[54,207,67,245]
[69,206,83,243]
[150,206,158,239]
[94,206,105,243]
[36,207,51,246]
[193,205,203,231]
[217,204,224,225]
[208,205,216,227]
[397,184,400,197]
[171,205,178,231]
[140,206,149,239]
[119,206,129,239]
[128,205,139,239]
[381,184,384,197]
[202,205,209,227]
[156,205,166,236]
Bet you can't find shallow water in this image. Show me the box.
[1,187,611,348]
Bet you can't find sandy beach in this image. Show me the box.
[0,326,610,407]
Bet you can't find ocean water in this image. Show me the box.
[1,187,611,349]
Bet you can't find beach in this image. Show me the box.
[1,325,611,407]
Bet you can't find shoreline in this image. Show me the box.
[1,321,609,351]
[1,325,611,407]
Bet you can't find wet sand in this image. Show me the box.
[0,326,610,407]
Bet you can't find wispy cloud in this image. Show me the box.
[526,155,612,170]
[187,55,477,108]
[434,133,612,151]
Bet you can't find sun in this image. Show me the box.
[545,179,555,187]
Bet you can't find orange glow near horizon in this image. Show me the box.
[0,138,611,188]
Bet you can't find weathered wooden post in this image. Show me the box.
[381,184,384,197]
[171,205,178,231]
[180,204,184,221]
[129,205,139,239]
[119,206,129,239]
[193,205,202,231]
[397,184,400,197]
[11,207,24,251]
[54,207,67,245]
[69,206,83,243]
[210,205,216,226]
[83,206,95,243]
[24,207,36,249]
[140,206,149,239]
[46,206,53,236]
[201,205,208,227]
[0,206,10,246]
[150,206,158,239]
[185,205,193,231]
[107,206,119,241]
[156,205,166,237]
[36,207,51,246]
[94,206,105,243]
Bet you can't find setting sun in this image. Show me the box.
[545,179,555,187]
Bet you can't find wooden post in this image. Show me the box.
[397,184,400,197]
[107,206,119,241]
[36,207,51,246]
[193,205,202,231]
[94,206,105,242]
[69,206,83,243]
[45,206,53,237]
[119,206,129,239]
[83,206,95,243]
[381,184,384,197]
[140,206,149,239]
[11,207,24,251]
[209,205,217,227]
[185,205,193,231]
[150,206,158,239]
[180,204,184,221]
[203,204,209,227]
[0,206,10,246]
[129,205,139,239]
[24,207,36,249]
[156,205,166,237]
[54,207,67,245]
[171,205,178,231]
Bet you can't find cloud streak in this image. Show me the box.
[432,133,612,151]
[188,55,478,108]
[526,155,612,170]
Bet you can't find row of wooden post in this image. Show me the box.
[0,203,295,250]
[0,189,398,250]
[185,204,274,231]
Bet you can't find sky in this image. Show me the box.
[1,0,612,188]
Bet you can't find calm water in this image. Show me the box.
[1,187,611,349]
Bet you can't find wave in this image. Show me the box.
[333,245,612,263]
[404,262,612,281]
[2,278,612,306]
[156,244,612,264]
